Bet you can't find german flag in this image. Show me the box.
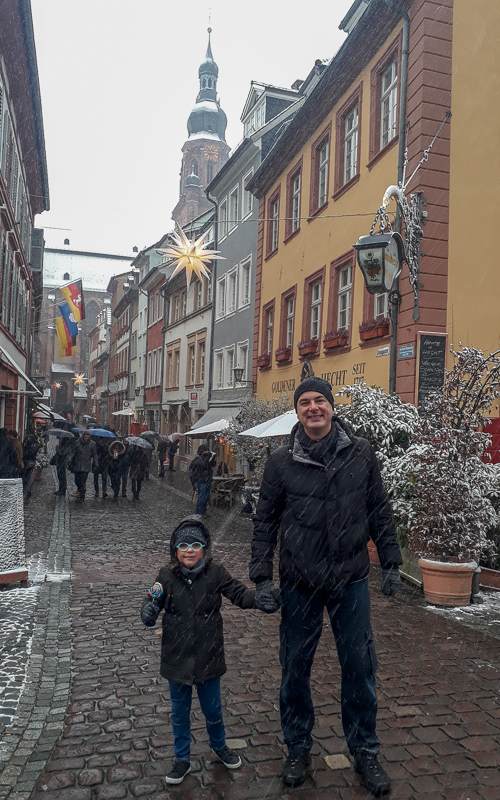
[59,279,85,322]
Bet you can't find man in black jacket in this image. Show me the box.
[250,377,402,796]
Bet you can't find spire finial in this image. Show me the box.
[206,21,213,60]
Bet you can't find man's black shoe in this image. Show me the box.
[282,752,311,788]
[354,752,391,796]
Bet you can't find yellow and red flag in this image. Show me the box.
[59,279,85,322]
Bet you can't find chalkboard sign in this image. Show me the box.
[417,334,447,406]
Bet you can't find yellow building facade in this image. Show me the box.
[249,0,499,413]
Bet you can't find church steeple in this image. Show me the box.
[171,28,229,227]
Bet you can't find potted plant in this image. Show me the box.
[257,353,271,370]
[323,329,349,351]
[298,339,319,358]
[359,317,390,342]
[275,346,292,364]
[383,348,500,606]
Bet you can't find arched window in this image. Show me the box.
[191,160,198,176]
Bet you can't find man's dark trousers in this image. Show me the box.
[280,577,379,757]
[56,464,67,495]
[74,471,89,499]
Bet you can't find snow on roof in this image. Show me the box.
[43,249,133,293]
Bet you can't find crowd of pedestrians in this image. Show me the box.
[0,426,47,496]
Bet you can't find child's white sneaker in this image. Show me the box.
[213,745,242,769]
[165,759,191,784]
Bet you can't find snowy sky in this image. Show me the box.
[31,0,352,256]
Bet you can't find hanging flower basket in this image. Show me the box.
[298,339,319,358]
[359,318,390,341]
[257,353,271,370]
[275,347,292,364]
[323,330,349,351]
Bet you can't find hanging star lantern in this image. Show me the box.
[157,225,224,287]
[73,373,85,386]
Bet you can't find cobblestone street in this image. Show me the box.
[1,466,500,800]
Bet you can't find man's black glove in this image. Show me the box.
[255,579,281,613]
[141,599,160,627]
[380,566,401,597]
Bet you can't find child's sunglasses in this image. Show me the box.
[176,542,205,552]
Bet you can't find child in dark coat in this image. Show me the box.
[140,515,276,785]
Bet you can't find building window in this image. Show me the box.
[173,349,180,387]
[369,36,400,162]
[262,301,275,355]
[266,189,280,256]
[216,276,226,318]
[228,186,239,232]
[302,268,325,345]
[193,278,203,311]
[317,140,329,209]
[236,341,248,380]
[180,290,187,318]
[219,198,228,238]
[187,341,196,385]
[191,160,198,176]
[285,160,302,239]
[310,281,322,340]
[285,293,295,348]
[215,350,224,389]
[375,291,388,319]
[225,347,235,388]
[242,169,254,218]
[310,128,331,215]
[196,339,206,384]
[239,256,251,307]
[344,106,359,184]
[380,60,398,149]
[227,268,237,314]
[337,264,353,330]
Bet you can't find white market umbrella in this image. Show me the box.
[112,408,134,416]
[238,409,298,438]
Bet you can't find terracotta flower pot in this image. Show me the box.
[418,558,476,607]
[479,566,500,591]
[367,538,380,566]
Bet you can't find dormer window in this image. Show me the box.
[244,101,265,137]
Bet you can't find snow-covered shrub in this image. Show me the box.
[225,396,292,483]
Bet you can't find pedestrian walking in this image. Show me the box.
[141,515,273,785]
[8,430,23,475]
[129,446,148,500]
[188,445,215,516]
[249,377,402,796]
[70,431,97,502]
[50,437,74,496]
[167,438,179,471]
[0,427,19,478]
[108,440,128,499]
[158,438,168,478]
[93,440,110,498]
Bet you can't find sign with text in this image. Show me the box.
[271,362,368,395]
[188,391,199,408]
[417,332,447,406]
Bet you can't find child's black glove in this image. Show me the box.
[255,579,281,613]
[141,599,160,627]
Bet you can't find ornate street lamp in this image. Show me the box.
[353,232,405,296]
[233,367,255,390]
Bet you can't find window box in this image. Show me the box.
[298,338,319,358]
[323,330,349,351]
[359,318,390,341]
[275,346,292,364]
[257,353,271,370]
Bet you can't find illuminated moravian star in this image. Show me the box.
[73,373,85,385]
[156,225,224,287]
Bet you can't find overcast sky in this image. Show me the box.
[31,0,352,256]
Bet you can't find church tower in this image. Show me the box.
[172,29,230,227]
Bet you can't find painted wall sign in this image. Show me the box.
[398,343,415,359]
[271,379,296,394]
[377,346,390,357]
[417,333,447,406]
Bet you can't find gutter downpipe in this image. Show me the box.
[389,7,410,395]
[205,189,218,408]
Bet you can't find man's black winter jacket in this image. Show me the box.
[250,419,402,593]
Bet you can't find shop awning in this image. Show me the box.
[0,345,41,394]
[185,406,240,437]
[33,402,66,422]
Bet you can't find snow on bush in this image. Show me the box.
[225,396,292,482]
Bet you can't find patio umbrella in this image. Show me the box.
[88,428,117,439]
[48,428,75,439]
[238,409,298,438]
[126,436,153,449]
[168,432,184,441]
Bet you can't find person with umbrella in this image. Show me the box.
[108,440,128,500]
[129,444,148,500]
[188,444,216,517]
[167,436,180,472]
[70,431,97,502]
[93,438,111,498]
[249,377,402,796]
[49,430,75,496]
[158,437,168,479]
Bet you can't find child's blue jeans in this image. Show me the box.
[168,677,226,761]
